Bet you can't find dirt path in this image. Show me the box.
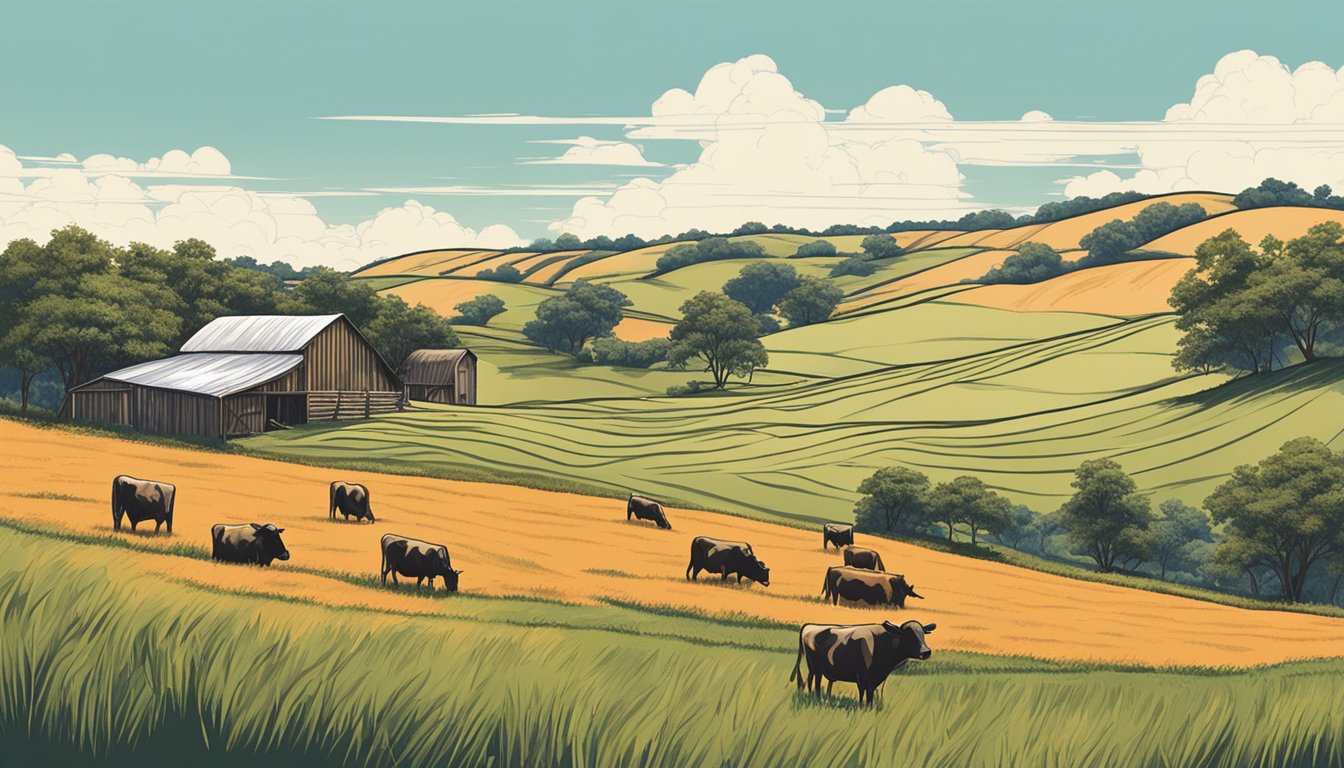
[2,418,1342,667]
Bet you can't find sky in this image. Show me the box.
[3,0,1344,268]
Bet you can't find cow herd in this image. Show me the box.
[633,498,937,703]
[107,478,931,703]
[110,475,461,590]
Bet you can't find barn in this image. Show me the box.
[63,314,401,440]
[397,348,478,405]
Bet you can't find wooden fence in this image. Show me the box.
[307,391,402,422]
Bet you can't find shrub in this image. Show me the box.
[655,237,766,273]
[860,234,904,260]
[477,264,523,283]
[452,294,507,326]
[829,256,876,277]
[665,380,708,396]
[976,243,1066,284]
[779,277,843,326]
[794,240,837,258]
[587,337,671,368]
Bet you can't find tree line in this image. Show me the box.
[0,226,458,410]
[852,437,1344,605]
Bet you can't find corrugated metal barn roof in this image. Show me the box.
[181,314,341,353]
[398,348,474,385]
[102,353,303,397]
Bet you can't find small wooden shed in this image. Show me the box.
[398,349,477,405]
[64,314,402,439]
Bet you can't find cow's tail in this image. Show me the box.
[329,483,337,520]
[380,539,388,586]
[111,478,121,531]
[789,626,805,687]
[820,570,829,598]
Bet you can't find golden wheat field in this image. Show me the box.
[4,418,1343,668]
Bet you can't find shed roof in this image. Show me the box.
[181,314,342,353]
[398,348,475,384]
[99,353,303,397]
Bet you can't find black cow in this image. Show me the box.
[822,566,921,607]
[330,481,375,523]
[111,475,176,534]
[823,523,854,550]
[211,523,290,566]
[790,620,937,704]
[685,536,770,586]
[843,546,885,571]
[627,494,672,530]
[381,533,462,592]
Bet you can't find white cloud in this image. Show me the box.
[1064,50,1344,197]
[523,137,662,167]
[551,55,971,238]
[0,145,523,269]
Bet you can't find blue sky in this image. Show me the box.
[2,0,1343,266]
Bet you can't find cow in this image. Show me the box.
[381,533,462,592]
[330,481,375,523]
[685,536,770,587]
[111,475,176,534]
[823,522,854,550]
[211,523,290,566]
[789,620,937,704]
[843,546,885,572]
[821,566,922,607]
[626,494,672,530]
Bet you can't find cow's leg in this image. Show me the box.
[154,520,163,534]
[416,576,424,589]
[381,567,388,586]
[426,576,435,590]
[130,519,138,531]
[391,571,399,586]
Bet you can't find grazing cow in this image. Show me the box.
[111,475,176,534]
[211,523,290,566]
[843,546,886,572]
[790,620,937,704]
[822,566,922,607]
[381,533,462,592]
[685,536,770,586]
[330,481,375,523]
[823,523,854,550]
[627,494,672,530]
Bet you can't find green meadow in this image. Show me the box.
[5,523,1343,767]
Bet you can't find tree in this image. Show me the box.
[778,277,843,326]
[667,292,768,389]
[1149,499,1214,579]
[522,280,630,355]
[860,234,903,260]
[1205,437,1344,602]
[852,467,930,534]
[1075,202,1206,269]
[0,238,51,409]
[731,221,769,236]
[977,242,1066,284]
[655,237,766,273]
[1058,459,1153,572]
[794,240,837,258]
[554,233,583,250]
[990,504,1037,549]
[1027,509,1067,556]
[364,296,460,368]
[829,257,876,277]
[722,262,800,314]
[453,294,507,326]
[477,263,523,283]
[287,267,381,327]
[1170,230,1282,374]
[1251,224,1344,363]
[928,475,1013,544]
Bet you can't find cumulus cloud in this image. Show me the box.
[0,144,522,269]
[523,137,662,167]
[1064,50,1344,196]
[551,55,971,238]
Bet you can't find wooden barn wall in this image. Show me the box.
[69,387,131,426]
[304,320,398,393]
[460,357,477,405]
[222,393,266,435]
[131,387,221,439]
[255,366,305,393]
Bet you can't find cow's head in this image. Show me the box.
[883,620,936,660]
[443,568,463,592]
[891,576,922,607]
[250,523,290,561]
[743,556,770,587]
[364,507,376,523]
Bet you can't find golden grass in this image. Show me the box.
[949,258,1196,315]
[560,243,683,282]
[4,418,1344,667]
[384,279,497,317]
[525,250,598,283]
[356,249,491,277]
[1146,206,1344,255]
[839,249,1018,312]
[612,317,674,341]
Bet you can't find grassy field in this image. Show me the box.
[6,522,1344,766]
[8,417,1344,667]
